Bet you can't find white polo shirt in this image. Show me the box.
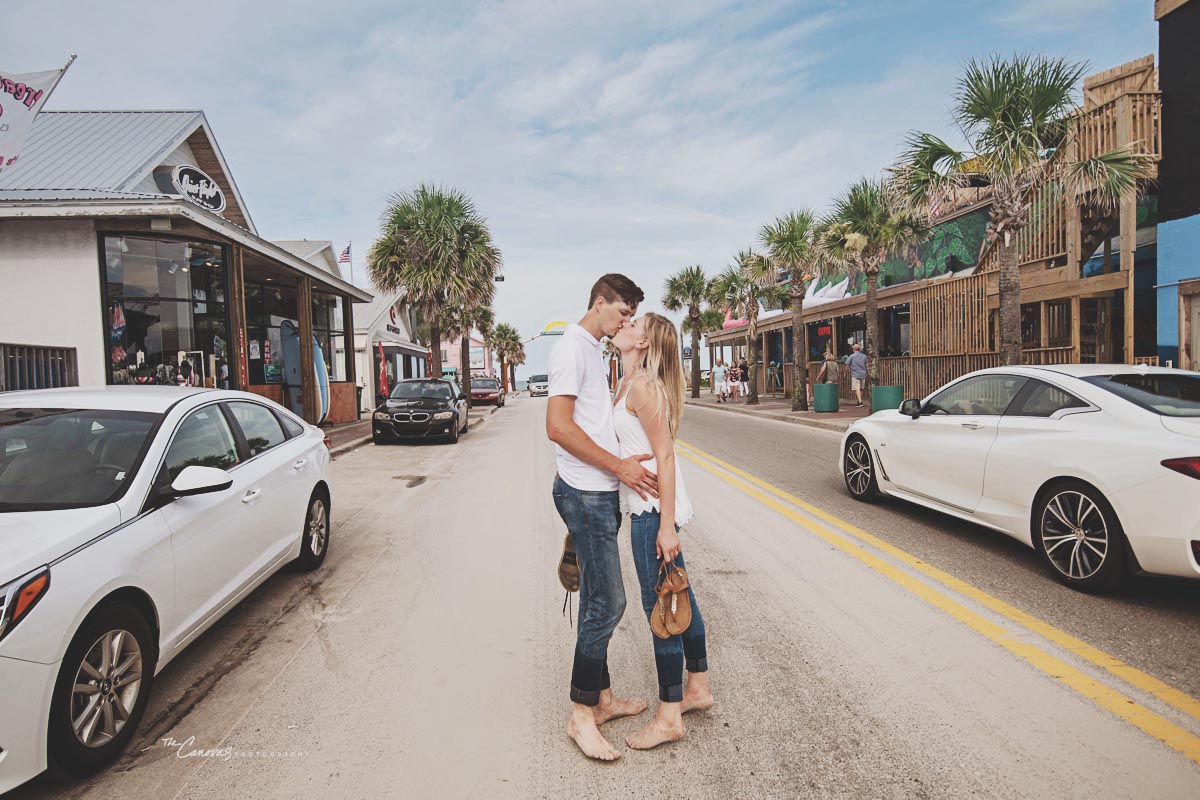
[548,323,620,491]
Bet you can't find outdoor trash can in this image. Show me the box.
[814,383,839,412]
[872,385,903,411]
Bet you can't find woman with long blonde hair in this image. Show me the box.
[610,312,713,750]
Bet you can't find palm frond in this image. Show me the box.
[1062,142,1156,211]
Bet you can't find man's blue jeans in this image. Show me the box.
[630,509,707,702]
[552,475,625,706]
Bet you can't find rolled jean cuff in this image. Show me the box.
[660,683,684,703]
[570,685,601,707]
[686,657,708,673]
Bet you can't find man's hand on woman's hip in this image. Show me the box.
[616,453,659,500]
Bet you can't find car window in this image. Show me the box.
[227,402,287,456]
[1008,380,1090,417]
[471,379,498,389]
[529,375,548,383]
[277,412,305,438]
[391,381,452,400]
[162,406,239,483]
[1083,374,1200,417]
[924,375,1028,416]
[0,408,159,509]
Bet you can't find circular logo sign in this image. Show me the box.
[171,165,226,213]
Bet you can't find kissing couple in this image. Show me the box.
[546,273,713,761]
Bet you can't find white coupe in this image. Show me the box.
[0,387,333,793]
[841,365,1200,592]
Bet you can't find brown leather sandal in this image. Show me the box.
[558,534,579,592]
[651,559,691,639]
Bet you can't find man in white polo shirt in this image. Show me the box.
[546,273,658,762]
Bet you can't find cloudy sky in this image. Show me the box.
[6,0,1156,376]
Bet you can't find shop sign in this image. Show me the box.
[817,325,832,337]
[165,165,226,212]
[386,324,401,335]
[469,346,485,369]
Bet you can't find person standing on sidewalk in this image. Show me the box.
[847,342,868,407]
[737,357,750,402]
[546,273,659,762]
[712,360,728,402]
[611,313,714,750]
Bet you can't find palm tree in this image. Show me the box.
[827,177,930,410]
[490,323,521,393]
[442,299,495,407]
[367,184,501,379]
[760,210,823,411]
[713,250,790,405]
[509,341,525,392]
[663,265,712,399]
[892,54,1155,366]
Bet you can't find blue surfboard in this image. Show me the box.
[280,320,328,423]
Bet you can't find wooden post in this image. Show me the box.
[297,276,318,423]
[1116,95,1136,363]
[227,246,249,391]
[1065,133,1082,279]
[342,294,357,414]
[1070,295,1082,362]
[1039,301,1050,348]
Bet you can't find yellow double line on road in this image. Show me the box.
[677,439,1200,765]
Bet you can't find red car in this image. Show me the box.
[470,377,506,406]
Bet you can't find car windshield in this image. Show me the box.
[1083,374,1200,417]
[529,375,548,383]
[391,381,452,400]
[0,408,160,510]
[472,379,498,389]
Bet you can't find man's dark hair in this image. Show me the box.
[588,273,644,310]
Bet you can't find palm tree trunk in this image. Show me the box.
[998,237,1022,366]
[791,288,808,411]
[690,306,701,399]
[460,333,471,407]
[500,357,508,393]
[865,270,880,413]
[510,363,516,391]
[429,313,442,379]
[747,307,760,406]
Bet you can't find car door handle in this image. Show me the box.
[960,422,985,430]
[241,488,263,504]
[292,458,307,470]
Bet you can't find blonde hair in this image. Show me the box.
[633,313,685,438]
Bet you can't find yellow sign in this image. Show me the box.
[541,320,567,336]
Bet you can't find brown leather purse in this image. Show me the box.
[650,559,691,639]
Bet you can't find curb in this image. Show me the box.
[684,398,852,434]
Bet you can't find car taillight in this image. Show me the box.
[1161,457,1200,480]
[323,435,333,450]
[0,568,50,643]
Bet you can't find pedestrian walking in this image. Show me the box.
[712,360,728,402]
[847,342,868,406]
[727,363,740,401]
[546,273,658,762]
[737,358,750,401]
[611,312,713,750]
[815,349,840,385]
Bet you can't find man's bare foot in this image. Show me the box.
[624,715,685,750]
[594,694,648,725]
[568,706,621,761]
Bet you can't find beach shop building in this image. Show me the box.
[0,109,372,424]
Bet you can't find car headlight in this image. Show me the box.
[373,411,391,420]
[0,567,51,644]
[432,411,454,421]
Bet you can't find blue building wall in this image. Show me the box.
[1156,213,1200,366]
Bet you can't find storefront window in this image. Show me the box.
[244,283,298,385]
[313,292,346,381]
[103,236,229,387]
[807,321,833,361]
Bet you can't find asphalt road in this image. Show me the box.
[16,395,1200,798]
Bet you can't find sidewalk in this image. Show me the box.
[684,390,871,433]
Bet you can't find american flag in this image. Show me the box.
[337,244,351,263]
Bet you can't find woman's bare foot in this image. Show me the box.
[682,673,714,713]
[624,713,685,750]
[593,692,649,725]
[567,705,621,761]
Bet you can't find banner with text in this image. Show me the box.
[0,61,73,171]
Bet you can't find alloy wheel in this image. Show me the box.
[844,440,873,496]
[70,629,143,748]
[309,497,328,556]
[1040,490,1108,581]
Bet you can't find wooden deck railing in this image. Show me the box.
[0,343,79,392]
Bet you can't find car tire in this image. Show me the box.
[843,435,878,502]
[1034,480,1127,593]
[291,488,331,572]
[47,601,156,779]
[448,417,460,444]
[373,433,387,446]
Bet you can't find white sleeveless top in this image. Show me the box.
[613,389,694,526]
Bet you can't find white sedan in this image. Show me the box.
[840,365,1200,592]
[0,387,333,793]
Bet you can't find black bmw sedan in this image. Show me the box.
[373,378,469,444]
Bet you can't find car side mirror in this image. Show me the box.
[169,466,233,498]
[900,399,922,419]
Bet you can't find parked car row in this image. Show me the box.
[371,376,514,446]
[0,387,334,793]
[841,364,1200,592]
